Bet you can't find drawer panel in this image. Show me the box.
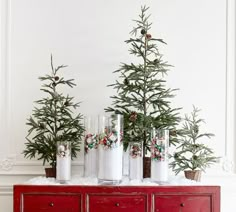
[22,193,81,212]
[154,195,211,212]
[88,194,147,212]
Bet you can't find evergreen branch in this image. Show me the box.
[39,88,55,97]
[125,38,145,44]
[197,133,215,139]
[39,75,54,81]
[151,38,167,45]
[55,65,68,74]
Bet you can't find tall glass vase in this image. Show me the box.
[98,114,123,184]
[151,129,169,183]
[56,141,71,183]
[129,142,143,181]
[84,116,98,177]
[122,145,130,177]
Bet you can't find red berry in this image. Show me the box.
[146,34,152,39]
[129,111,137,122]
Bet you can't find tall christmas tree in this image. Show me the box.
[106,6,181,177]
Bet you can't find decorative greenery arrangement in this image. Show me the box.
[23,55,84,168]
[98,125,122,149]
[106,6,181,157]
[84,134,98,153]
[169,106,219,175]
[130,143,142,158]
[151,136,167,161]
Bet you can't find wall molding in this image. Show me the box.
[0,0,235,179]
[0,185,13,196]
[0,154,16,171]
[13,159,83,166]
[0,0,12,163]
[225,0,236,173]
[0,157,83,175]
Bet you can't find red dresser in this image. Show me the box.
[14,185,220,212]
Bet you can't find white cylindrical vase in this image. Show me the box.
[56,141,71,183]
[98,144,123,182]
[98,114,123,184]
[129,142,143,181]
[151,129,169,183]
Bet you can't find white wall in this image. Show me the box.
[0,0,235,211]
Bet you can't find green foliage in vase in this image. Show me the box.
[169,106,219,174]
[23,55,84,168]
[105,6,181,153]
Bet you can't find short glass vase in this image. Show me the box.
[129,142,143,181]
[56,141,71,184]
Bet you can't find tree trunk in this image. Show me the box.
[143,157,151,178]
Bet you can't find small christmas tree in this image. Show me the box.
[23,55,84,168]
[106,6,181,176]
[169,106,219,177]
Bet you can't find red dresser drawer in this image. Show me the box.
[22,193,81,212]
[14,185,220,212]
[88,194,147,212]
[154,195,211,212]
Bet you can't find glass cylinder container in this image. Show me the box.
[84,116,98,178]
[151,129,169,183]
[98,114,123,184]
[56,141,71,183]
[129,142,143,181]
[122,144,130,177]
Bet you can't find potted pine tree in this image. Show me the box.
[23,55,84,177]
[106,6,181,178]
[169,106,219,181]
